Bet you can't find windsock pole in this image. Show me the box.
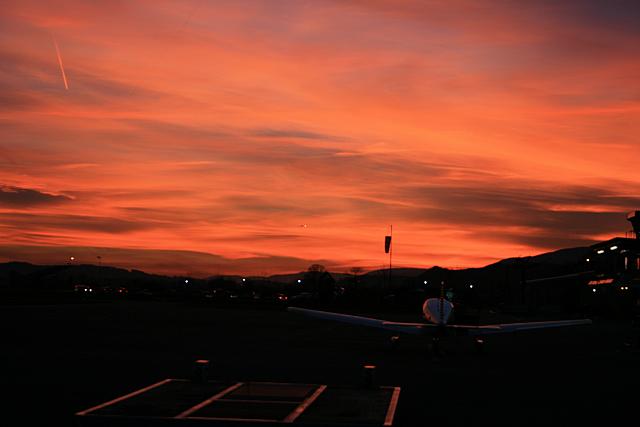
[389,225,393,288]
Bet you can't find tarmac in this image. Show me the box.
[1,300,638,426]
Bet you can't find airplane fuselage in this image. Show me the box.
[422,298,454,325]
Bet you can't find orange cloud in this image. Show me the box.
[1,0,639,275]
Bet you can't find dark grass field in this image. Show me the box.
[1,300,638,426]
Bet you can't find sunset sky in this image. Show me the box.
[1,0,639,276]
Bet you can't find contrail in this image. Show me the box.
[53,37,69,90]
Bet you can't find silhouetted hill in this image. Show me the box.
[0,246,592,301]
[267,271,352,284]
[0,261,191,293]
[0,244,334,278]
[363,267,427,278]
[488,247,589,267]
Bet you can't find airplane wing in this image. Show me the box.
[453,318,593,335]
[287,307,428,335]
[288,306,592,336]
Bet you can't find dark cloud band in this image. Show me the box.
[0,186,72,207]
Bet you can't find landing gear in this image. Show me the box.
[389,335,401,351]
[430,336,443,358]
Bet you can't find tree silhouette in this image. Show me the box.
[303,264,335,303]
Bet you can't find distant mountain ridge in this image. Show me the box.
[0,246,590,288]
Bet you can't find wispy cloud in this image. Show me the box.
[0,212,161,234]
[251,128,340,141]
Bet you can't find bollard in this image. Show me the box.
[192,359,210,383]
[362,364,376,389]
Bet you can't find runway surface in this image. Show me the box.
[1,301,638,426]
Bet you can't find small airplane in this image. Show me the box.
[288,285,592,354]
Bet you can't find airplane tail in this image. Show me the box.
[439,281,445,325]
